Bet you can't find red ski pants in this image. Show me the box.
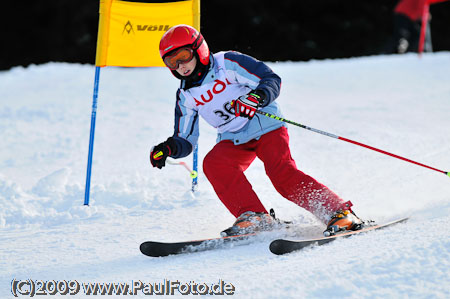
[203,127,349,223]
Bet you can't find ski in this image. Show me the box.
[140,233,258,257]
[269,217,409,255]
[141,209,294,257]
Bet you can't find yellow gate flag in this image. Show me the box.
[95,0,200,67]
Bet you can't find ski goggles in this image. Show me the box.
[163,47,194,70]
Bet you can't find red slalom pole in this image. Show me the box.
[418,2,430,55]
[256,110,449,178]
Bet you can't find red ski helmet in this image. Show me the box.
[159,25,210,68]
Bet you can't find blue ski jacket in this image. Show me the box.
[171,51,285,158]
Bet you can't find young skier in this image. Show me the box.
[150,24,362,236]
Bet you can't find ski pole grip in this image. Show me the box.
[153,151,163,159]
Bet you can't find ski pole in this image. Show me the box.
[255,110,450,178]
[166,158,198,179]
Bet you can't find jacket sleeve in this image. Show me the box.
[170,89,199,159]
[223,51,281,107]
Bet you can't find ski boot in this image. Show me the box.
[323,208,364,237]
[221,209,286,237]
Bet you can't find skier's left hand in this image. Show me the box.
[232,91,264,119]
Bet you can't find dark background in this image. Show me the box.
[1,0,449,70]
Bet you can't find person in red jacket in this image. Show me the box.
[384,0,433,53]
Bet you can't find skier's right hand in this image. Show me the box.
[150,137,177,169]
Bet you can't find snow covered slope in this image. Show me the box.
[1,53,449,298]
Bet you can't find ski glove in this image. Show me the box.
[150,137,177,169]
[232,90,266,119]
